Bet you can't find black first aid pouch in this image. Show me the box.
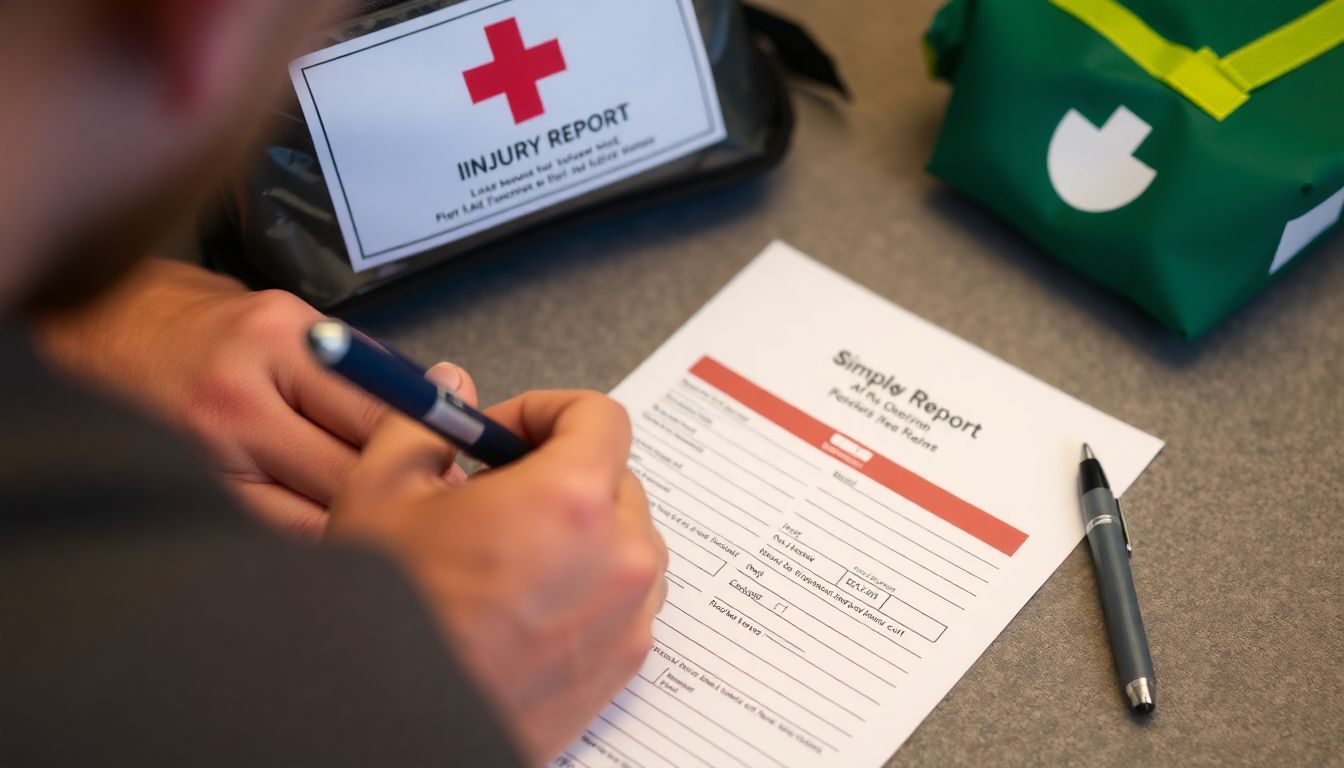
[205,0,845,308]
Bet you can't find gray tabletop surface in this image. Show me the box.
[341,1,1344,765]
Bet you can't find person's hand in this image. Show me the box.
[35,258,478,537]
[329,390,668,765]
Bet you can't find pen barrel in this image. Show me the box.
[1082,488,1155,694]
[468,417,533,467]
[330,331,439,418]
[311,321,532,467]
[421,390,530,466]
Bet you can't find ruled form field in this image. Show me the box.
[551,242,1164,768]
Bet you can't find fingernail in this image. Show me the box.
[426,362,463,392]
[445,463,469,487]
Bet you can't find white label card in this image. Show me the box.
[290,0,727,272]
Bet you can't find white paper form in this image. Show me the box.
[553,242,1164,768]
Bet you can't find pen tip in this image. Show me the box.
[1082,443,1095,461]
[1126,678,1156,714]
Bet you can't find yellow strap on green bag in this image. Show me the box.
[1048,0,1344,121]
[1220,0,1344,90]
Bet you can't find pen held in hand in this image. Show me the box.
[308,320,532,467]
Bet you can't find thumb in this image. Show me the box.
[426,361,478,409]
[328,410,453,532]
[425,362,476,484]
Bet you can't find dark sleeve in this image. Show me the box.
[0,327,523,767]
[0,529,524,768]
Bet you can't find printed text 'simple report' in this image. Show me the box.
[553,242,1164,767]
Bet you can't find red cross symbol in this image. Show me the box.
[463,18,567,124]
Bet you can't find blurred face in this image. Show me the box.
[0,0,344,310]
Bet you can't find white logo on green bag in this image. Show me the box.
[1047,105,1156,213]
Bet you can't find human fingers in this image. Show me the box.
[425,362,478,408]
[233,481,328,540]
[617,469,669,615]
[444,463,469,487]
[282,354,388,449]
[328,411,454,531]
[511,474,664,763]
[241,397,361,507]
[423,362,478,481]
[483,391,633,486]
[568,471,665,667]
[281,350,480,452]
[464,396,641,618]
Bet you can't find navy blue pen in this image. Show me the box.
[308,320,532,467]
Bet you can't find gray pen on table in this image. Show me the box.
[1079,443,1156,714]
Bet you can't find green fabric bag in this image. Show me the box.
[924,0,1344,337]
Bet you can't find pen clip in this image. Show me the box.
[1116,496,1133,556]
